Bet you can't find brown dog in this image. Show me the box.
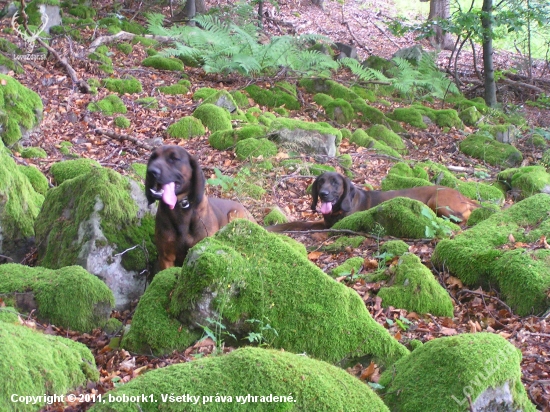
[146,145,255,269]
[266,172,479,232]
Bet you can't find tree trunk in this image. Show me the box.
[481,0,497,107]
[172,0,206,23]
[428,0,454,51]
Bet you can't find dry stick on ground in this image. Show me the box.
[88,31,177,53]
[94,128,154,151]
[456,288,513,314]
[14,0,90,93]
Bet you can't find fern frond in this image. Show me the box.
[339,58,389,82]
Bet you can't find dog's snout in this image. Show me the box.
[319,190,330,199]
[147,165,161,180]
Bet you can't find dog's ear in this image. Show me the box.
[188,152,205,205]
[310,175,321,211]
[339,175,355,212]
[145,154,157,205]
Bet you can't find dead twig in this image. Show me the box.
[94,128,155,151]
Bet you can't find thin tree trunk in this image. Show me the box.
[482,0,497,107]
[428,0,454,51]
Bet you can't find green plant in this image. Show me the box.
[243,317,278,347]
[206,168,236,191]
[198,317,236,353]
[372,222,387,270]
[421,206,455,237]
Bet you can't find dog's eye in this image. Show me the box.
[168,154,180,163]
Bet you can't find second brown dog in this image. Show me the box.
[266,172,479,232]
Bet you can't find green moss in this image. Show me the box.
[91,347,390,412]
[466,203,500,226]
[330,257,364,278]
[459,106,482,126]
[349,129,402,158]
[0,74,43,146]
[333,197,459,239]
[230,90,250,108]
[167,116,205,139]
[0,53,23,74]
[350,85,377,102]
[263,207,288,225]
[324,98,354,124]
[391,107,428,128]
[158,80,189,95]
[529,134,547,149]
[351,98,387,123]
[0,306,19,323]
[378,254,454,316]
[145,48,158,56]
[244,84,300,110]
[0,322,99,412]
[193,87,218,101]
[432,194,550,315]
[50,158,101,184]
[35,167,156,273]
[268,118,341,141]
[102,77,142,94]
[313,93,334,107]
[379,240,409,257]
[299,78,360,101]
[129,163,147,180]
[131,36,158,47]
[0,264,114,331]
[135,97,158,109]
[68,4,96,19]
[87,94,127,115]
[18,165,49,195]
[121,19,146,35]
[202,90,239,111]
[321,236,365,253]
[497,166,550,199]
[460,133,523,167]
[142,55,184,71]
[235,138,278,160]
[367,124,407,154]
[379,333,535,412]
[193,103,232,133]
[116,43,133,55]
[20,146,47,158]
[541,148,550,169]
[103,317,123,335]
[114,116,131,128]
[340,128,352,140]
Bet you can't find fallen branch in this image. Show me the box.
[457,288,513,313]
[89,31,176,53]
[94,128,155,151]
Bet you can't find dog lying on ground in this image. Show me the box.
[266,171,479,232]
[146,145,255,269]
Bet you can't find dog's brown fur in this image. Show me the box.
[266,172,479,232]
[146,145,255,269]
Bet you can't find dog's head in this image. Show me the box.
[145,145,205,209]
[311,172,355,216]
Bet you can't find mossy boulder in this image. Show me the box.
[88,94,127,115]
[158,80,189,95]
[202,90,240,113]
[459,133,523,167]
[497,166,550,199]
[116,42,133,55]
[324,98,355,124]
[167,116,205,139]
[20,146,47,158]
[0,322,99,412]
[245,83,300,110]
[90,347,390,412]
[380,240,409,257]
[0,74,43,146]
[0,52,23,74]
[263,207,288,225]
[267,118,341,157]
[235,138,278,160]
[114,115,131,128]
[18,165,49,196]
[123,220,409,366]
[193,103,232,132]
[466,203,500,226]
[333,197,460,239]
[141,55,184,71]
[390,107,428,129]
[208,125,267,150]
[378,254,454,317]
[330,257,364,278]
[193,87,217,101]
[379,333,535,412]
[0,147,44,263]
[0,264,114,331]
[458,106,482,126]
[432,194,550,316]
[50,158,101,184]
[313,92,334,107]
[321,236,365,253]
[35,167,157,309]
[367,124,407,154]
[102,76,142,94]
[349,129,402,158]
[299,78,360,101]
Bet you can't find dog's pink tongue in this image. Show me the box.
[162,182,177,209]
[320,202,332,215]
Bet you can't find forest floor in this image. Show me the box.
[1,0,549,410]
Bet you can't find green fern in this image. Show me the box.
[339,58,390,82]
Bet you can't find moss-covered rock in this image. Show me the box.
[0,74,43,146]
[0,322,99,412]
[0,52,23,74]
[0,147,44,262]
[141,55,184,71]
[321,236,365,253]
[378,254,454,316]
[324,98,355,124]
[349,129,402,158]
[167,116,205,139]
[458,106,482,126]
[193,103,232,132]
[202,90,240,113]
[135,96,158,109]
[193,87,218,101]
[432,194,550,316]
[459,133,523,167]
[379,333,535,412]
[208,125,267,150]
[330,257,364,278]
[333,197,459,239]
[50,158,101,184]
[379,240,409,257]
[116,42,133,55]
[0,263,113,331]
[102,77,142,94]
[235,138,278,160]
[230,90,250,108]
[313,92,334,107]
[158,80,189,95]
[35,167,156,309]
[390,107,428,129]
[497,166,550,199]
[367,124,407,154]
[244,83,300,110]
[18,164,49,196]
[88,48,113,74]
[68,4,96,19]
[466,203,501,226]
[90,347,390,412]
[88,94,127,115]
[263,207,288,225]
[299,78,360,101]
[114,115,131,128]
[20,146,47,158]
[124,220,409,366]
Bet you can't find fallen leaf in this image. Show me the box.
[308,251,323,261]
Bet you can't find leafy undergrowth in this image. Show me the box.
[1,0,549,410]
